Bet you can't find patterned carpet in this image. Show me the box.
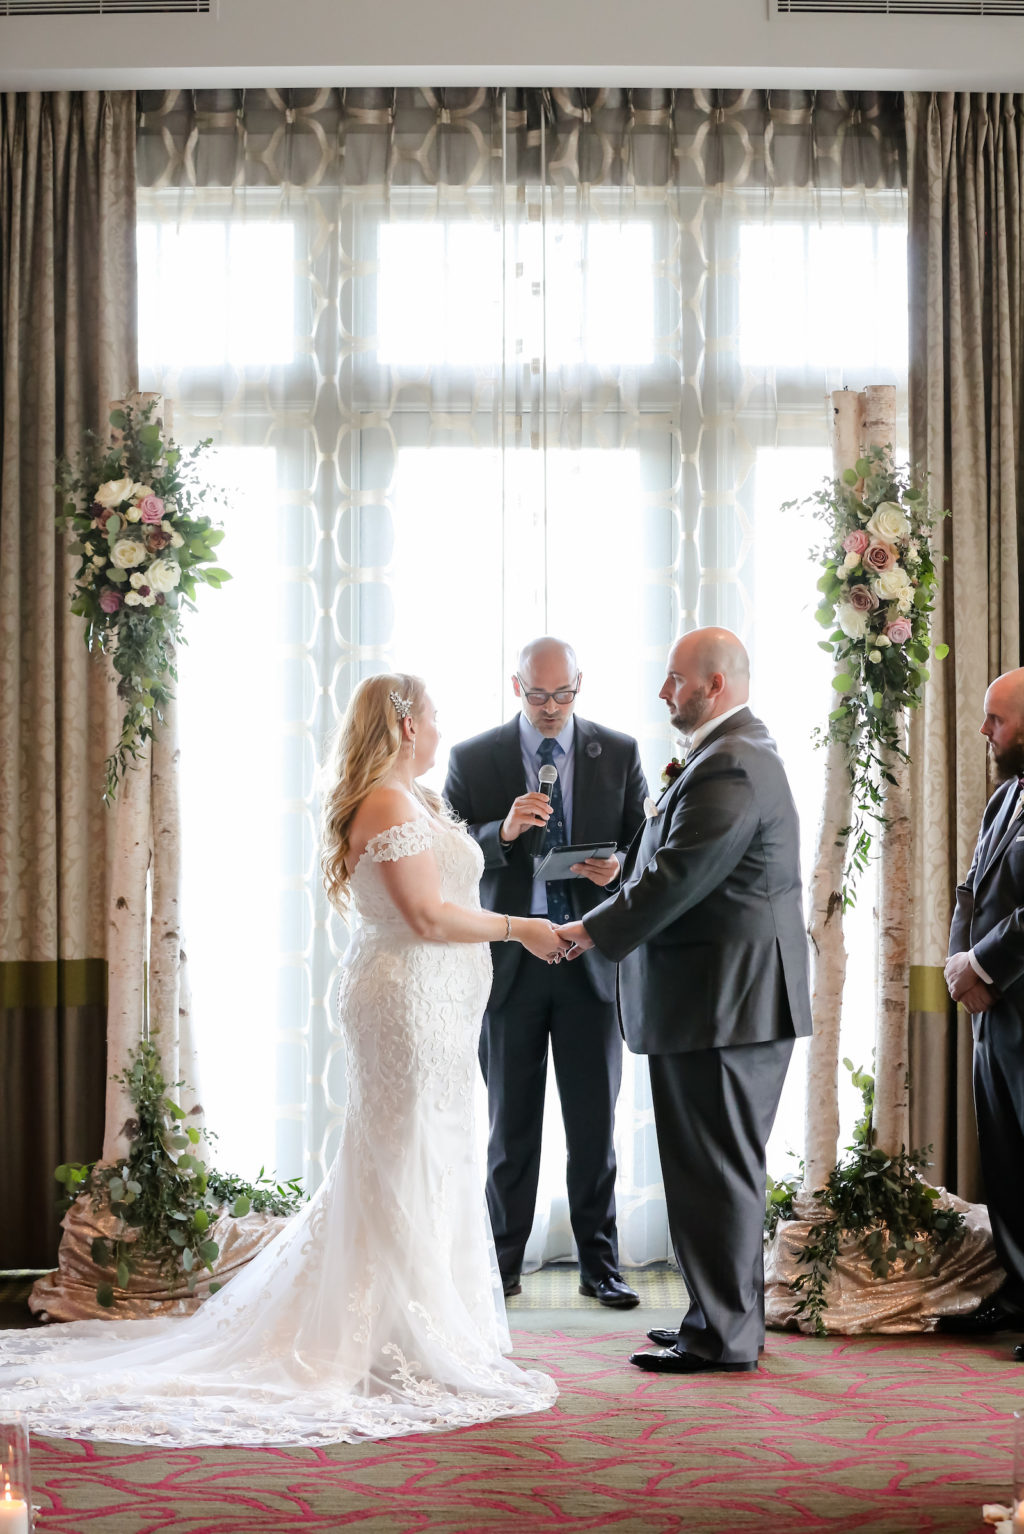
[22,1323,1024,1532]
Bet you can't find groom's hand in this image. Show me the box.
[555,920,593,958]
[569,855,619,887]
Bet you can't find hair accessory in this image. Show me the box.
[389,689,414,721]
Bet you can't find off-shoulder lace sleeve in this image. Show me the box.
[365,819,437,864]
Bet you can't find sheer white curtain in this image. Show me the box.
[136,87,907,1263]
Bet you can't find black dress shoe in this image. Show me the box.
[647,1327,765,1354]
[938,1293,1024,1335]
[1014,1344,1024,1361]
[502,1274,522,1298]
[579,1273,640,1309]
[630,1346,757,1374]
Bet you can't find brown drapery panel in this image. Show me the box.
[0,92,137,1267]
[906,92,1024,1200]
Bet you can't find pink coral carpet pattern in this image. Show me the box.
[27,1328,1024,1533]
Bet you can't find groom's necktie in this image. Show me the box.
[537,737,572,926]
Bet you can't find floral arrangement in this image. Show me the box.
[57,399,229,801]
[786,446,947,899]
[660,756,685,790]
[56,1042,304,1308]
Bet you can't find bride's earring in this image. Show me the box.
[410,734,416,760]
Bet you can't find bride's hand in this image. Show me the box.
[518,918,572,965]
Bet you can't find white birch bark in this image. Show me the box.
[103,734,151,1161]
[148,690,183,1090]
[873,730,912,1153]
[800,389,863,1193]
[858,382,911,1152]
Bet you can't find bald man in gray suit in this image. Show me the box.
[558,628,812,1373]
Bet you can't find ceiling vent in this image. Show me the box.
[775,0,1024,12]
[1,0,210,13]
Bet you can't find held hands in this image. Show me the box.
[519,918,573,965]
[569,854,619,887]
[501,792,553,843]
[554,920,593,960]
[944,951,996,1014]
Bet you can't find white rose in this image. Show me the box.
[91,553,107,567]
[866,501,910,543]
[872,566,912,602]
[169,531,185,548]
[124,590,143,606]
[840,552,862,575]
[129,570,148,589]
[111,539,147,569]
[876,633,892,648]
[94,477,134,508]
[869,650,882,663]
[896,588,914,614]
[131,483,154,501]
[147,558,181,593]
[124,504,142,523]
[905,540,922,566]
[140,592,156,607]
[837,604,869,640]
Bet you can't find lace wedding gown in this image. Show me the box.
[0,817,556,1446]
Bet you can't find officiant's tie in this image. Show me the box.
[537,737,572,926]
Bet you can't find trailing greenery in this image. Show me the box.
[55,1041,304,1308]
[765,1171,800,1241]
[57,399,229,801]
[784,446,947,904]
[787,1058,965,1335]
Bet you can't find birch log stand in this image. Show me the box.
[764,386,1001,1333]
[31,394,286,1322]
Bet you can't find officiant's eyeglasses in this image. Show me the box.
[515,676,581,706]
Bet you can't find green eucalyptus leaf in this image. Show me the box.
[116,1260,131,1290]
[934,642,949,660]
[97,1282,115,1308]
[91,1236,111,1268]
[842,468,858,486]
[182,1246,194,1272]
[831,674,853,694]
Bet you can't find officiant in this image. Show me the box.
[444,637,648,1308]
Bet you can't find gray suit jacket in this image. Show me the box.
[584,707,812,1056]
[443,714,649,1010]
[949,776,1024,1038]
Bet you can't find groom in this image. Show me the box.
[444,637,648,1307]
[557,627,812,1372]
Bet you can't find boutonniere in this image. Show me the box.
[643,796,661,820]
[660,756,685,790]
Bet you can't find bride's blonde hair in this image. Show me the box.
[319,672,445,913]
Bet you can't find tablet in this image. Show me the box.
[532,843,618,881]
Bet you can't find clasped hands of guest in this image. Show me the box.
[944,951,996,1014]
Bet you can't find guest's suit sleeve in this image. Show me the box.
[948,842,980,958]
[443,744,511,873]
[584,753,757,964]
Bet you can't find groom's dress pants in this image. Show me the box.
[479,953,622,1283]
[648,1036,794,1364]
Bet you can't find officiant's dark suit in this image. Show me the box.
[948,759,1024,1314]
[583,688,812,1367]
[444,655,647,1299]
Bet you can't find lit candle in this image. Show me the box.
[0,1473,28,1534]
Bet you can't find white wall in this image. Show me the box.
[1,0,1024,92]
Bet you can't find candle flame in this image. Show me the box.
[2,1468,10,1501]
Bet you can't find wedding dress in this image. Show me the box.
[0,817,556,1446]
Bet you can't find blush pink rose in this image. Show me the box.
[847,583,879,612]
[864,541,897,573]
[138,495,165,524]
[98,589,123,614]
[884,617,913,645]
[843,529,870,556]
[145,526,172,552]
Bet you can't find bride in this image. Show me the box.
[0,673,561,1446]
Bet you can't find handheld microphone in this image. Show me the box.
[529,763,559,861]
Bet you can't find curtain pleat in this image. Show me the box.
[906,92,1024,1200]
[0,92,137,1266]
